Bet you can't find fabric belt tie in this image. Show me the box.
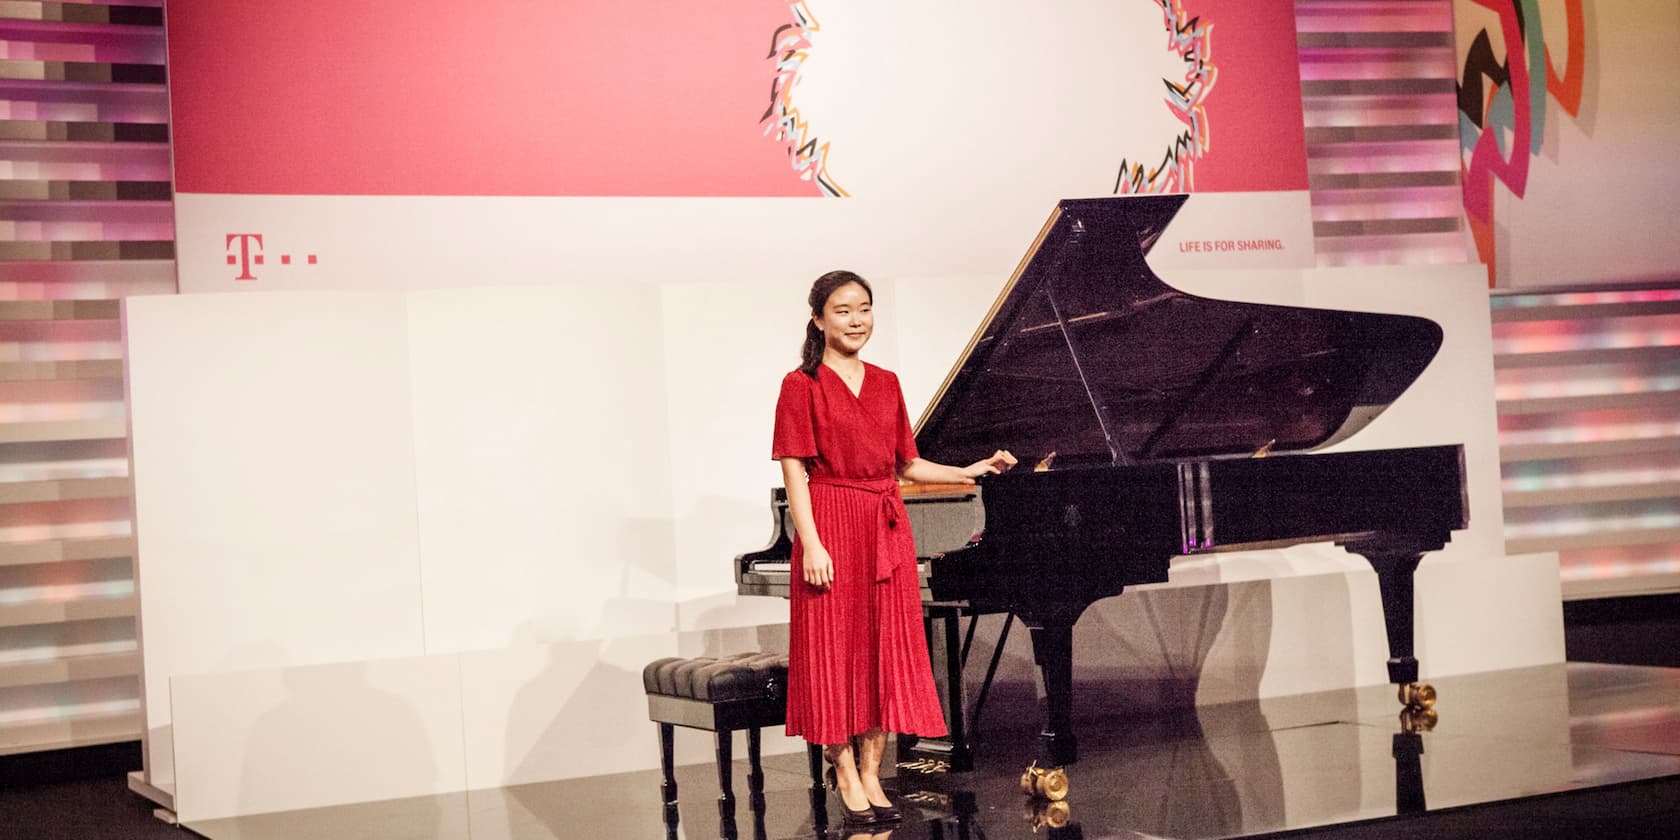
[807,476,910,582]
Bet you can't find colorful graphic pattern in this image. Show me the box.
[764,1,1222,198]
[1457,0,1588,285]
[761,3,845,196]
[1115,1,1217,194]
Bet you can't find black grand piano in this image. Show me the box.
[738,195,1467,767]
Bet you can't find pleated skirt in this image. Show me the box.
[785,483,949,745]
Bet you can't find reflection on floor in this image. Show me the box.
[183,662,1680,840]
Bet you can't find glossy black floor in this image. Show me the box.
[5,594,1678,840]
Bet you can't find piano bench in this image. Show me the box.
[642,652,822,819]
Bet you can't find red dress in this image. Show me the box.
[771,362,948,744]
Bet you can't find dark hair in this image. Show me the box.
[800,270,873,378]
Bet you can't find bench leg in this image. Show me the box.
[807,743,828,826]
[716,728,736,820]
[807,743,824,792]
[657,722,677,806]
[747,727,766,808]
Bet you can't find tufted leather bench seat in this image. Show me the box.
[643,652,822,819]
[645,651,789,704]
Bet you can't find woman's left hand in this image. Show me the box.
[963,449,1018,480]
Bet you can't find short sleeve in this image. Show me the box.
[893,377,920,467]
[771,372,817,460]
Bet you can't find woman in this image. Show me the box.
[772,269,1016,827]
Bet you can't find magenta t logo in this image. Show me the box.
[225,234,317,281]
[226,233,264,281]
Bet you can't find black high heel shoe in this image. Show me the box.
[840,802,880,829]
[857,772,901,823]
[826,766,881,828]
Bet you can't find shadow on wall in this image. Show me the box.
[668,493,795,633]
[239,663,444,831]
[945,571,1366,732]
[947,580,1289,730]
[495,624,798,838]
[499,639,637,838]
[684,493,781,599]
[502,517,679,646]
[599,517,682,638]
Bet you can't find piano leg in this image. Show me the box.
[899,603,974,772]
[1372,550,1422,685]
[1393,731,1427,815]
[942,606,974,771]
[1028,620,1079,765]
[1340,540,1429,685]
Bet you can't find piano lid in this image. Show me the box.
[914,195,1444,469]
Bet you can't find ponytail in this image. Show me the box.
[799,320,825,378]
[798,269,873,378]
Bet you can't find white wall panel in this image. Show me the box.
[125,292,426,789]
[657,279,811,600]
[406,286,677,651]
[130,250,1563,821]
[457,636,670,791]
[169,655,465,822]
[887,273,1014,425]
[456,627,802,793]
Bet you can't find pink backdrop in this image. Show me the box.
[166,0,1307,197]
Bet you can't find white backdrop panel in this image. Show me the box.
[406,286,677,652]
[130,234,1564,820]
[125,292,426,790]
[456,626,802,793]
[457,635,674,791]
[170,655,465,822]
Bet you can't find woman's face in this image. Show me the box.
[814,282,873,357]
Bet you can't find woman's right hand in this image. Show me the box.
[963,449,1019,480]
[803,543,834,589]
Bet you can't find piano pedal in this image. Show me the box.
[1398,682,1437,710]
[895,757,950,775]
[902,789,949,808]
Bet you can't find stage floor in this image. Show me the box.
[182,662,1680,839]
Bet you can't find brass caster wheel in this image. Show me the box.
[1023,798,1072,830]
[1398,682,1437,709]
[1020,761,1069,801]
[1400,705,1439,733]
